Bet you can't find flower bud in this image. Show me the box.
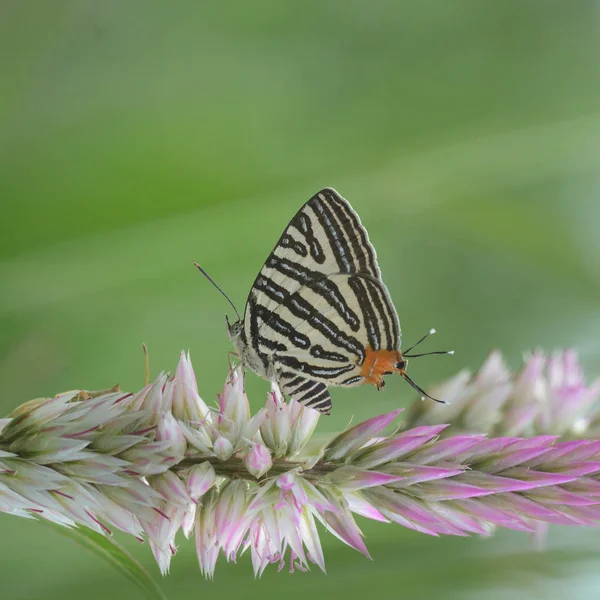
[171,352,211,423]
[187,462,217,500]
[217,369,250,445]
[156,412,187,458]
[260,384,291,457]
[244,443,272,478]
[213,436,234,460]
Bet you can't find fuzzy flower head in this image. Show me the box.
[407,349,600,438]
[539,350,600,435]
[3,350,600,579]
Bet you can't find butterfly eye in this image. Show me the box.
[395,360,407,371]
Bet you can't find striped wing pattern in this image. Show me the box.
[241,188,401,414]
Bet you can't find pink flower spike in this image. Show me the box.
[329,466,404,491]
[5,347,600,580]
[476,350,511,384]
[364,487,445,533]
[503,404,540,437]
[552,461,600,478]
[387,465,465,487]
[499,468,580,487]
[419,479,494,500]
[526,486,600,507]
[455,437,522,462]
[324,409,403,461]
[454,498,533,532]
[412,435,485,464]
[485,493,563,522]
[355,425,449,469]
[448,471,541,494]
[479,445,556,473]
[397,425,449,438]
[564,477,600,497]
[317,507,371,558]
[428,502,490,536]
[345,491,390,522]
[539,439,600,465]
[377,509,441,537]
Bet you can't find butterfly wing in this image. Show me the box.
[240,187,401,411]
[271,273,400,383]
[277,373,332,415]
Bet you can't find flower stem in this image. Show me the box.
[176,455,337,480]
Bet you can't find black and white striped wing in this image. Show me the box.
[241,187,401,411]
[277,374,332,414]
[271,272,400,414]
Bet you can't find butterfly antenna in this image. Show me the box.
[403,328,437,354]
[402,372,446,404]
[193,262,241,321]
[404,350,455,358]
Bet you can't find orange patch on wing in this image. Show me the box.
[359,347,404,390]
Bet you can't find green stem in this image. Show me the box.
[175,455,338,481]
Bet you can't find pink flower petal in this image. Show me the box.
[324,409,403,461]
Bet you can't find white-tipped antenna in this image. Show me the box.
[403,327,454,358]
[193,262,241,322]
[403,327,437,355]
[400,327,453,404]
[402,372,446,404]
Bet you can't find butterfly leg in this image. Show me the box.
[225,351,245,385]
[227,351,241,370]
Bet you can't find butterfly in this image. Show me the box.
[196,188,450,414]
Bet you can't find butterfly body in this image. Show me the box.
[228,188,408,414]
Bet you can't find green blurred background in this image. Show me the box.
[2,1,600,598]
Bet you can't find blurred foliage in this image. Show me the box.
[1,1,600,599]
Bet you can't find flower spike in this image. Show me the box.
[2,349,600,579]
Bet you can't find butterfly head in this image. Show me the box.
[360,348,407,391]
[226,315,244,341]
[395,358,407,372]
[360,328,452,403]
